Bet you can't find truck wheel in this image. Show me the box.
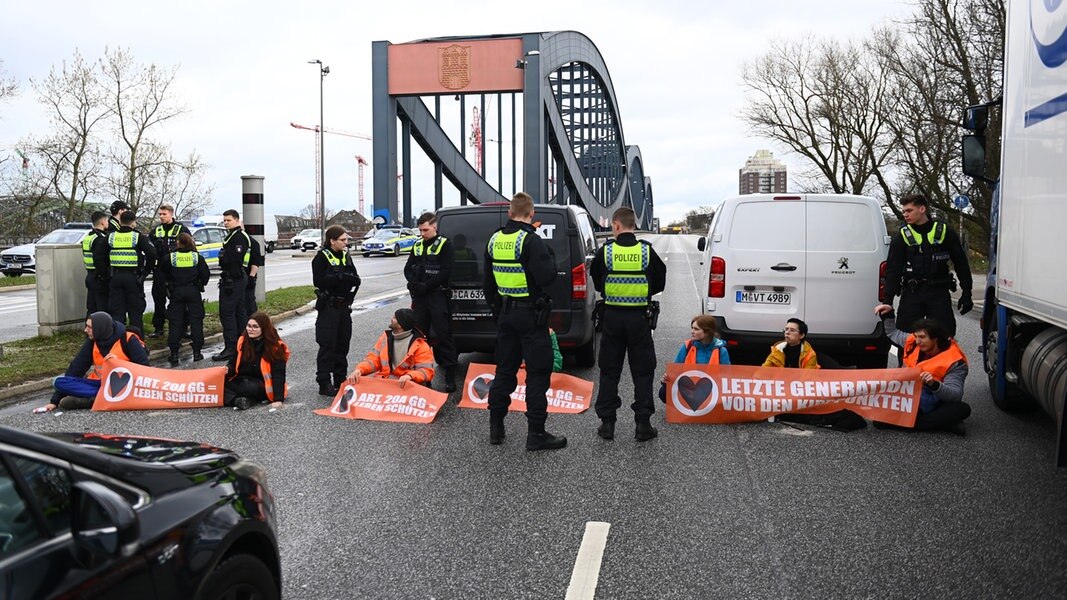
[197,554,278,600]
[573,332,598,368]
[984,306,1033,412]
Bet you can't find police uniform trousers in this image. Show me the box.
[85,272,110,316]
[167,286,205,353]
[151,269,169,331]
[413,290,457,369]
[218,273,248,348]
[224,376,267,406]
[315,302,352,387]
[896,285,956,337]
[487,302,553,432]
[109,269,146,334]
[595,308,657,423]
[244,280,258,317]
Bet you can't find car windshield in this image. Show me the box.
[373,229,400,239]
[298,229,319,237]
[37,229,87,244]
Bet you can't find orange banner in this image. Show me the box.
[458,363,593,413]
[665,364,922,427]
[91,358,226,411]
[313,377,448,423]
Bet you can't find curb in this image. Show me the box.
[0,284,35,294]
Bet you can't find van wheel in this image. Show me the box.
[197,554,278,600]
[573,332,597,368]
[266,242,275,253]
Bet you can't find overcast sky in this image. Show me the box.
[0,0,910,226]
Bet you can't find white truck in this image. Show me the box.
[962,0,1067,465]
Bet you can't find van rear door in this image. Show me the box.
[720,197,806,330]
[437,209,505,346]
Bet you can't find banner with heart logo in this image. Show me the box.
[313,377,448,423]
[665,364,922,427]
[457,363,593,413]
[91,358,226,411]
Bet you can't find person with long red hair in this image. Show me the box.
[225,311,290,410]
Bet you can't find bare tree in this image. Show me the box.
[298,203,335,221]
[0,59,16,108]
[138,150,215,220]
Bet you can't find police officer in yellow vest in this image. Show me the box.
[404,212,459,392]
[83,211,111,316]
[107,200,128,233]
[884,193,972,338]
[148,204,192,338]
[591,207,666,442]
[483,192,565,451]
[162,232,210,365]
[107,210,156,335]
[213,209,251,362]
[312,225,361,396]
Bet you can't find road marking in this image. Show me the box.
[565,521,611,600]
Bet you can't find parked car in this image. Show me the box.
[435,203,599,367]
[0,425,280,599]
[290,228,322,252]
[190,225,227,270]
[360,227,418,257]
[696,193,891,367]
[1,225,93,277]
[195,215,278,253]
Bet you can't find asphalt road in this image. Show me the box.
[2,235,1065,599]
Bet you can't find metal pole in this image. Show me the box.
[309,59,329,242]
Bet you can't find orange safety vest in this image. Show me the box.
[763,340,819,369]
[683,340,722,365]
[902,335,967,380]
[231,338,291,402]
[356,332,436,384]
[89,331,140,380]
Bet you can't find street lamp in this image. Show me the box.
[309,59,329,242]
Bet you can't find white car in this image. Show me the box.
[1,226,93,277]
[290,228,322,252]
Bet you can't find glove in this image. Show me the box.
[246,275,257,290]
[407,282,428,296]
[957,295,974,315]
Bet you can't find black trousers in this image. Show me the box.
[219,274,248,348]
[596,308,656,422]
[488,304,553,432]
[315,303,352,386]
[108,269,145,333]
[167,287,205,352]
[224,375,266,406]
[875,401,971,432]
[151,270,168,331]
[245,283,258,317]
[897,286,956,337]
[85,272,109,316]
[412,291,457,369]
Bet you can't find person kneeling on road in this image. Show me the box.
[873,304,971,435]
[659,315,730,402]
[225,312,290,411]
[36,312,149,412]
[763,318,866,432]
[345,309,435,389]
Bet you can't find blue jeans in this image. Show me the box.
[53,376,101,400]
[919,387,939,413]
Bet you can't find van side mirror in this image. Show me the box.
[72,481,139,560]
[697,237,706,253]
[962,135,994,183]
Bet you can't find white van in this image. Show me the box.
[696,193,891,367]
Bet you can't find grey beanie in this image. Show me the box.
[89,311,114,340]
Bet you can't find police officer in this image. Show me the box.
[148,204,192,338]
[884,193,973,338]
[107,200,128,232]
[405,212,459,392]
[312,226,361,396]
[592,207,667,442]
[245,232,264,316]
[212,209,251,362]
[83,211,111,315]
[107,211,156,334]
[483,192,565,451]
[162,232,210,365]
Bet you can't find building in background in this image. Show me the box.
[739,150,787,194]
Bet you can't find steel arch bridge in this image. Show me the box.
[371,31,653,229]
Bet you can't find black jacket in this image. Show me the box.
[404,235,454,294]
[109,226,157,272]
[884,219,972,301]
[149,222,193,269]
[162,250,211,291]
[89,229,111,278]
[219,227,250,280]
[591,232,667,308]
[65,322,149,377]
[482,219,556,308]
[312,248,361,301]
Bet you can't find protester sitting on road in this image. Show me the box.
[345,308,435,388]
[35,312,149,412]
[763,318,867,432]
[225,312,290,411]
[659,315,730,402]
[873,304,971,434]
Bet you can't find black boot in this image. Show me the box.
[489,418,506,445]
[319,383,340,397]
[193,349,204,362]
[211,346,235,362]
[168,351,179,366]
[444,366,457,393]
[635,421,658,442]
[233,396,253,411]
[526,431,567,451]
[597,420,615,440]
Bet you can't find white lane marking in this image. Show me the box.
[565,521,611,600]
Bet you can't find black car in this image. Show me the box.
[436,203,600,367]
[0,426,280,599]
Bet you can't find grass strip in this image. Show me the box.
[0,276,35,288]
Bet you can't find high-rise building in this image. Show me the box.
[739,150,787,194]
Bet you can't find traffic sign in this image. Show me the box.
[954,195,970,210]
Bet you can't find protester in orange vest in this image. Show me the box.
[658,315,730,402]
[35,312,149,412]
[345,308,435,388]
[874,303,971,434]
[225,312,290,410]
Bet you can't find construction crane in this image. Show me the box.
[289,122,372,222]
[354,155,369,217]
[468,107,483,175]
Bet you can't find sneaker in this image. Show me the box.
[526,431,567,451]
[233,397,253,411]
[635,422,658,442]
[597,420,615,440]
[489,420,506,445]
[147,331,164,339]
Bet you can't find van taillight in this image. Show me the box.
[571,263,587,300]
[709,257,726,298]
[878,260,887,302]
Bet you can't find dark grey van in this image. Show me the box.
[436,203,599,367]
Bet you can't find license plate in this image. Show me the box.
[736,291,791,305]
[452,288,485,301]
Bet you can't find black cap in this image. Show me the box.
[109,200,129,213]
[394,308,418,332]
